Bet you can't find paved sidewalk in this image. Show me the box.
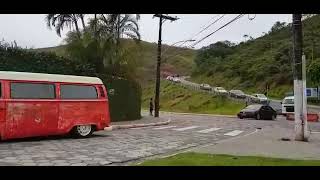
[192,126,320,160]
[111,115,166,126]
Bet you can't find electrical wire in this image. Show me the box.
[190,14,245,47]
[177,14,226,48]
[163,14,245,61]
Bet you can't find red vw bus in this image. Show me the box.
[0,71,110,140]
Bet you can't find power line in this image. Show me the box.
[161,14,227,60]
[177,14,226,48]
[191,14,226,39]
[163,14,245,61]
[190,14,244,47]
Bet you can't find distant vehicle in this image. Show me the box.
[200,84,212,90]
[281,96,294,115]
[172,77,181,83]
[237,104,277,120]
[166,76,173,81]
[214,87,228,94]
[229,89,246,98]
[252,94,269,104]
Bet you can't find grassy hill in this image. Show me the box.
[190,15,320,99]
[33,39,196,87]
[142,80,244,115]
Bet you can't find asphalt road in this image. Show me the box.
[0,113,294,166]
[1,112,319,166]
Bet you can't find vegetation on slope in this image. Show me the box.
[142,81,244,115]
[191,15,320,99]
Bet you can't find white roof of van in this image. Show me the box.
[0,71,103,84]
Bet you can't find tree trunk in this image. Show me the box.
[80,14,86,31]
[74,21,81,38]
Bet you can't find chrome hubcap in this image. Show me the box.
[77,125,91,136]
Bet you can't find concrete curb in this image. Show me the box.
[141,110,236,118]
[104,119,171,131]
[160,111,236,118]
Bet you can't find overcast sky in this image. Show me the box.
[0,14,292,49]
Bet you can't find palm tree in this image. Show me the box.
[45,14,82,38]
[97,14,140,44]
[64,14,141,75]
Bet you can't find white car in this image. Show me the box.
[172,77,181,83]
[200,84,212,90]
[252,94,269,104]
[166,76,173,81]
[281,96,294,115]
[214,87,228,94]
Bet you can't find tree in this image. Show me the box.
[79,14,86,32]
[64,14,141,76]
[97,14,141,45]
[302,14,317,20]
[45,14,84,38]
[308,59,320,85]
[269,21,286,33]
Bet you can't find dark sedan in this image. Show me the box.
[229,89,246,99]
[237,104,277,120]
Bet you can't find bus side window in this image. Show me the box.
[99,86,105,98]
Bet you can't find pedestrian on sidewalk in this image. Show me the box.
[149,98,154,116]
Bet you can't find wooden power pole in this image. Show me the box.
[153,14,178,117]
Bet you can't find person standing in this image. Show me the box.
[149,98,154,116]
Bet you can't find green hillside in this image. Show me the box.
[142,81,244,115]
[34,39,196,87]
[191,15,320,99]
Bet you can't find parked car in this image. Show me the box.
[237,104,277,120]
[252,94,269,104]
[214,87,228,94]
[281,96,294,115]
[200,84,212,90]
[172,77,181,83]
[229,89,246,98]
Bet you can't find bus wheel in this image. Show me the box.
[73,125,93,138]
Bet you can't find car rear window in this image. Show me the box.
[244,104,262,110]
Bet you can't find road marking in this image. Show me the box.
[224,130,243,136]
[197,128,221,133]
[153,126,177,130]
[173,126,199,131]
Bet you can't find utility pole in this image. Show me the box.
[153,14,178,117]
[292,14,309,141]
